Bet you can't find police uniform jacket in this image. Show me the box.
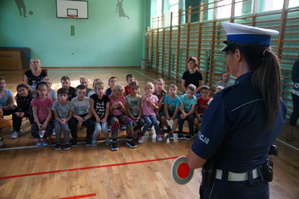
[191,72,287,172]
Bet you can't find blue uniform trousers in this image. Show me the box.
[200,178,269,199]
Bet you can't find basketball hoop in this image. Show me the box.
[67,14,77,19]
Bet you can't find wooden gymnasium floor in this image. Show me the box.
[0,68,298,199]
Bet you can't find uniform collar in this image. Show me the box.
[234,72,252,85]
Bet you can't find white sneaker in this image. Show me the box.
[11,131,19,139]
[51,129,56,136]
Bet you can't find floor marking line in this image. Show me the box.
[135,71,156,82]
[58,193,96,199]
[0,156,180,180]
[277,138,299,151]
[135,71,183,94]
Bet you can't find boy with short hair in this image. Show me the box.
[194,85,210,134]
[124,74,135,96]
[194,85,211,135]
[178,84,197,139]
[52,88,74,150]
[125,81,145,143]
[105,76,118,96]
[68,85,95,146]
[60,76,76,101]
[160,84,181,139]
[79,76,92,96]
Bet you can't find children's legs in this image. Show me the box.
[3,109,14,116]
[93,123,101,140]
[160,116,168,130]
[54,120,62,144]
[83,118,95,142]
[12,114,23,132]
[134,117,145,131]
[120,114,134,137]
[31,122,40,138]
[101,121,109,138]
[44,121,53,138]
[149,115,160,134]
[68,118,78,140]
[61,123,70,144]
[178,117,185,134]
[27,113,34,124]
[186,114,194,133]
[141,116,152,136]
[171,118,179,132]
[109,116,120,140]
[194,117,199,129]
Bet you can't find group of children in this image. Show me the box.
[0,73,224,151]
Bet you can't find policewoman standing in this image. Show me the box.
[187,23,287,199]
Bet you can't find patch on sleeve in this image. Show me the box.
[198,132,209,144]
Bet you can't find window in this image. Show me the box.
[151,0,163,28]
[263,0,284,11]
[289,0,299,8]
[216,0,242,19]
[151,0,182,27]
[169,0,179,25]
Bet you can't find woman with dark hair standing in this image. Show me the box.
[187,23,286,199]
[287,56,299,141]
[181,57,203,98]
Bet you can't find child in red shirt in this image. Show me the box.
[194,85,211,135]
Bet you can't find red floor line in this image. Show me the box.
[0,156,180,180]
[58,193,96,199]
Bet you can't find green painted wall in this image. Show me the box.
[0,0,150,67]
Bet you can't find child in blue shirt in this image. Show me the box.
[160,84,180,139]
[178,84,197,139]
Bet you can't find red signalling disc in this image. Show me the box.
[171,156,194,185]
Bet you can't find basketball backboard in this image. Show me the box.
[56,0,88,19]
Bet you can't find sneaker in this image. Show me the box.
[64,144,71,150]
[185,133,195,140]
[157,134,163,142]
[51,129,56,136]
[72,139,78,147]
[111,141,119,151]
[91,139,97,147]
[55,144,61,150]
[86,139,92,146]
[121,125,126,130]
[178,133,185,140]
[42,139,48,147]
[138,136,143,144]
[169,133,174,140]
[105,138,110,146]
[126,139,137,148]
[36,139,42,147]
[11,131,19,139]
